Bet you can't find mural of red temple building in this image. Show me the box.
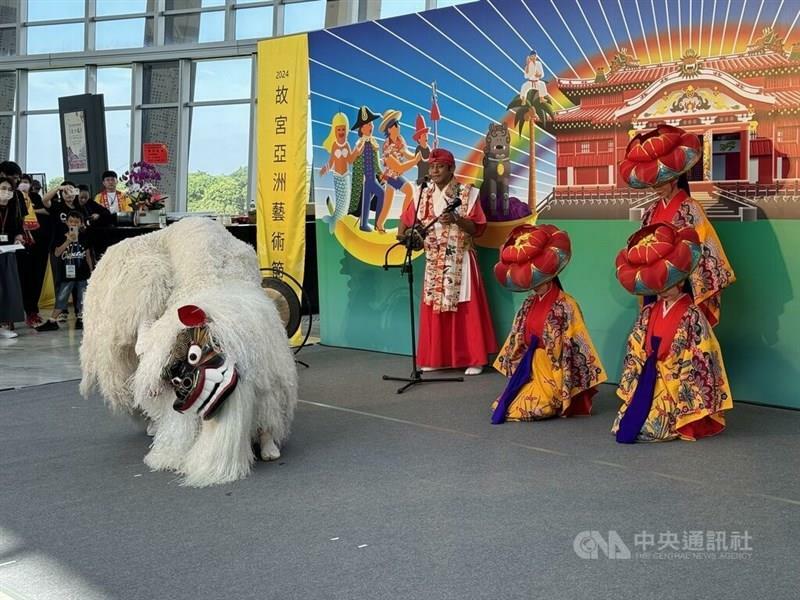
[552,28,800,195]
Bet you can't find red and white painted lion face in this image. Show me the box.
[162,305,239,420]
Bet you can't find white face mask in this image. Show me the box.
[0,189,14,202]
[17,182,30,193]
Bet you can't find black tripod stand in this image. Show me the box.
[381,189,463,394]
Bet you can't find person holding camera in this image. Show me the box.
[41,181,89,322]
[36,211,94,332]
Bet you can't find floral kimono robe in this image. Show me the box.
[643,190,735,326]
[613,295,733,442]
[492,285,606,422]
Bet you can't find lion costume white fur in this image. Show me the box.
[80,218,298,487]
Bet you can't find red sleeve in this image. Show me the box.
[401,198,417,228]
[468,197,487,237]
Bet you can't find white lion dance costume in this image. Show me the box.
[80,218,298,487]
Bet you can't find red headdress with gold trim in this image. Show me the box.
[615,222,701,296]
[619,124,701,188]
[494,224,571,292]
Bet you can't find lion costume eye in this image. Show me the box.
[187,344,202,365]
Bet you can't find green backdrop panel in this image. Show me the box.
[316,219,800,409]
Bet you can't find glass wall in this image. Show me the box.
[0,0,458,210]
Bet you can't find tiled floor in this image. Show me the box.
[0,318,84,389]
[0,315,320,390]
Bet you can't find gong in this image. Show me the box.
[261,277,302,339]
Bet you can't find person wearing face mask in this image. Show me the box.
[0,176,25,338]
[15,174,51,327]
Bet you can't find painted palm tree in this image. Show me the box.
[507,89,555,212]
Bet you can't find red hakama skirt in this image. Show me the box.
[417,252,498,368]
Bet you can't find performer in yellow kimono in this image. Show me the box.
[613,222,733,443]
[491,224,606,423]
[619,124,735,326]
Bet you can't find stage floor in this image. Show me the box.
[1,344,799,599]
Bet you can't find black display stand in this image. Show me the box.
[58,94,109,194]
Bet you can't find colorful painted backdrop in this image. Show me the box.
[309,0,800,408]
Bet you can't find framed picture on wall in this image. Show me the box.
[29,172,47,192]
[63,110,89,173]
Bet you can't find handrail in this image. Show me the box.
[713,186,760,208]
[536,191,555,214]
[630,192,659,208]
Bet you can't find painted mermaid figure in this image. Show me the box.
[320,112,361,233]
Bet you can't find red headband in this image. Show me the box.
[429,148,455,167]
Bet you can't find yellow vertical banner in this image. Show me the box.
[256,34,308,344]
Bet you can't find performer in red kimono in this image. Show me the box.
[613,222,733,443]
[397,148,497,375]
[619,124,735,326]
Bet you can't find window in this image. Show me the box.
[96,17,155,50]
[167,0,226,7]
[187,58,253,215]
[235,5,274,39]
[26,113,62,181]
[166,10,225,44]
[96,0,150,17]
[580,142,590,154]
[97,67,133,108]
[104,110,132,176]
[380,0,426,18]
[187,104,250,214]
[28,70,85,111]
[26,23,85,54]
[283,0,326,34]
[607,140,614,152]
[27,0,84,21]
[192,58,251,102]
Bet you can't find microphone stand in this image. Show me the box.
[382,181,463,394]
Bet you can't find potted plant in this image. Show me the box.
[121,161,167,225]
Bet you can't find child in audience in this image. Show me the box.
[36,211,94,332]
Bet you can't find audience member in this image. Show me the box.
[36,211,94,332]
[94,170,131,214]
[16,174,50,327]
[0,176,24,338]
[78,184,112,226]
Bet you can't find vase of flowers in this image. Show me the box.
[121,161,167,225]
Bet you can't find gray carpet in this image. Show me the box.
[1,345,799,600]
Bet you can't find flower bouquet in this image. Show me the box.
[121,161,167,224]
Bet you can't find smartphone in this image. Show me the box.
[69,225,79,237]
